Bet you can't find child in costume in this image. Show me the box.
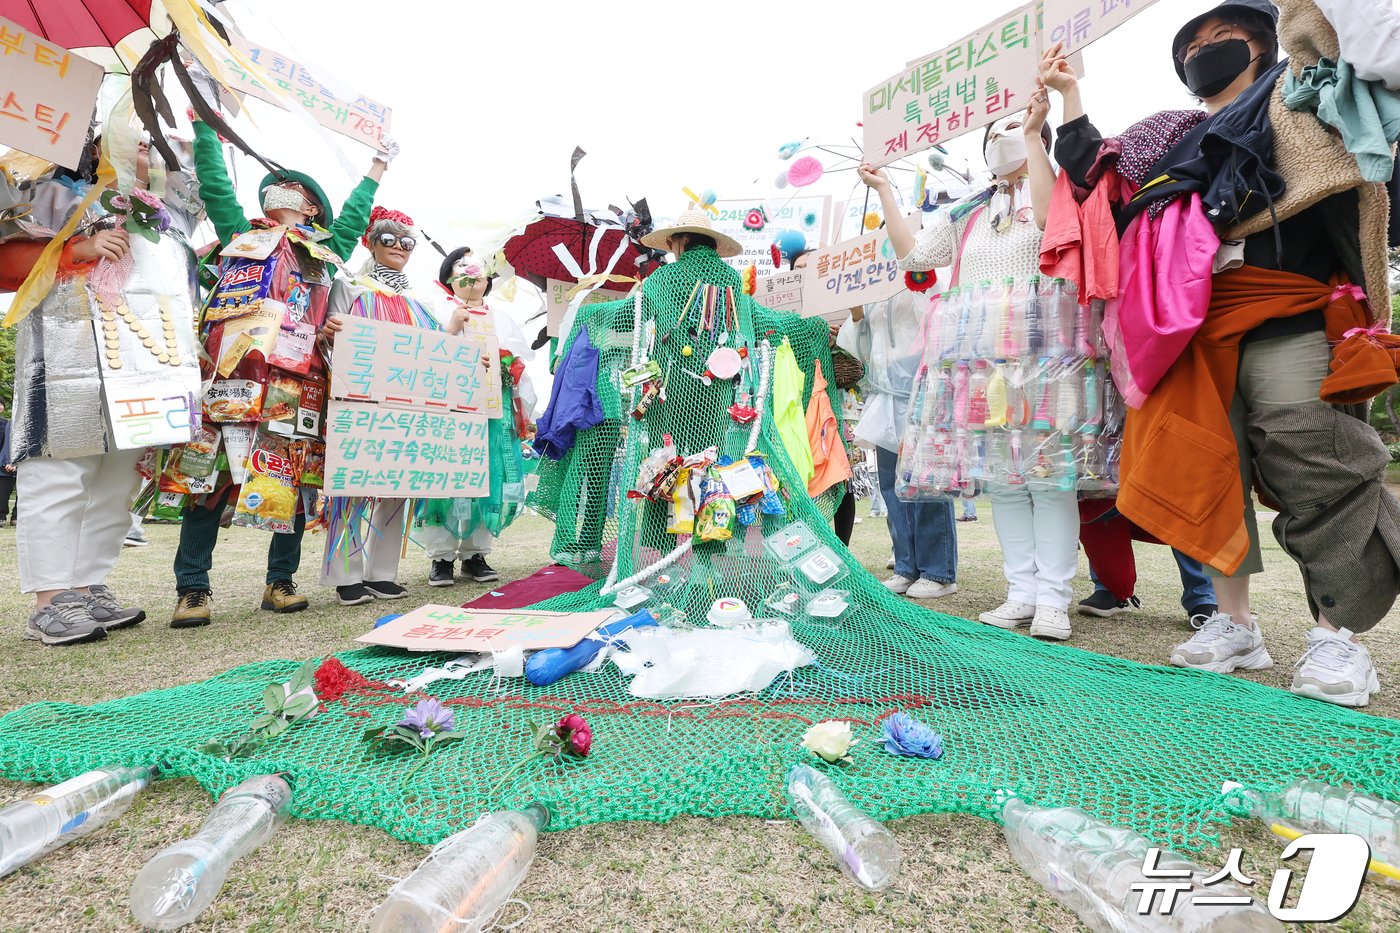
[167,115,396,628]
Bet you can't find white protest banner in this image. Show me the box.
[706,195,831,272]
[356,605,617,653]
[324,400,489,498]
[544,278,629,337]
[328,315,501,417]
[800,214,919,321]
[862,4,1037,167]
[753,269,804,316]
[218,33,392,149]
[0,19,102,169]
[1039,0,1160,55]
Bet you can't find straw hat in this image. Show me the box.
[641,209,743,258]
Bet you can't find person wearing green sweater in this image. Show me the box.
[170,118,399,629]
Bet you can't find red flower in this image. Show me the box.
[905,269,937,293]
[569,728,592,757]
[314,658,369,703]
[556,713,592,757]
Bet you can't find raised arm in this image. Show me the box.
[190,120,250,245]
[1022,80,1055,231]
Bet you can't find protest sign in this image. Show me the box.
[753,269,804,316]
[705,195,831,272]
[328,315,501,416]
[356,604,616,653]
[1039,0,1160,55]
[545,278,630,337]
[0,19,102,169]
[324,400,489,498]
[218,32,392,149]
[799,214,918,321]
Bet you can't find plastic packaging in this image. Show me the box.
[787,765,901,891]
[129,774,292,930]
[525,609,658,686]
[0,764,153,878]
[1001,797,1281,932]
[1225,778,1400,885]
[370,804,549,933]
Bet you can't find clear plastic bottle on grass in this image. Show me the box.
[1001,797,1281,932]
[0,764,153,877]
[370,804,549,933]
[787,764,901,891]
[129,773,292,930]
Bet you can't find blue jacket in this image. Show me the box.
[533,328,603,460]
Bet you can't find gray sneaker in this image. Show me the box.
[84,584,145,630]
[26,592,107,646]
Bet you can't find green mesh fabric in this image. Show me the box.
[0,248,1397,853]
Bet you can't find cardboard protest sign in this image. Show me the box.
[864,4,1039,167]
[1039,0,1160,55]
[328,315,502,417]
[357,604,616,653]
[218,32,392,149]
[705,195,831,272]
[753,269,804,316]
[323,399,489,498]
[799,214,919,321]
[0,19,102,169]
[544,278,630,337]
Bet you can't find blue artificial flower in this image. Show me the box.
[397,698,455,739]
[881,712,944,759]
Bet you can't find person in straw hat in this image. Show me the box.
[640,209,744,261]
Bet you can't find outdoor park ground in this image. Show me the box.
[0,505,1397,932]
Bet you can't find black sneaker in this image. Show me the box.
[462,555,500,583]
[428,560,456,587]
[336,584,375,606]
[363,580,409,600]
[1187,603,1219,626]
[1077,590,1138,618]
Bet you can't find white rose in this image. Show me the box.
[800,720,856,763]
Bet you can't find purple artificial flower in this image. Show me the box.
[881,712,944,759]
[397,698,455,739]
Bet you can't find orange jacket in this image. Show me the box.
[1117,264,1368,574]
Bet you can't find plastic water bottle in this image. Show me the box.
[1047,278,1079,358]
[938,287,961,360]
[1224,779,1400,885]
[129,774,292,930]
[0,764,153,877]
[967,361,990,429]
[787,765,901,891]
[975,280,1003,359]
[370,804,549,933]
[1001,797,1282,932]
[1022,275,1042,357]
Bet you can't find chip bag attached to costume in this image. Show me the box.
[234,432,299,533]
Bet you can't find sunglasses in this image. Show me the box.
[375,233,417,251]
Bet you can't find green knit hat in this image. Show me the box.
[257,169,334,226]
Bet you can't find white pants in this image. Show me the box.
[422,525,494,561]
[988,485,1079,611]
[17,450,143,593]
[321,498,408,587]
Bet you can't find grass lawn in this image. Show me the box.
[0,506,1396,932]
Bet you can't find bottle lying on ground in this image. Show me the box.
[787,764,901,891]
[0,764,154,877]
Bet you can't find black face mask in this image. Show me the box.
[1183,38,1254,98]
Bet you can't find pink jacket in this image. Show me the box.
[1039,169,1126,301]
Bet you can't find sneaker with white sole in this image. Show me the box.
[885,556,896,570]
[906,579,958,599]
[883,574,914,594]
[1291,627,1380,708]
[1030,605,1073,641]
[979,600,1036,630]
[1169,613,1273,673]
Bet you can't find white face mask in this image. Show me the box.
[984,121,1028,176]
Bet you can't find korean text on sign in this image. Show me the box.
[1040,0,1161,55]
[799,218,916,322]
[862,4,1036,166]
[328,315,501,415]
[0,17,102,169]
[324,400,490,498]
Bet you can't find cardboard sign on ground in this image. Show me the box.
[357,604,616,653]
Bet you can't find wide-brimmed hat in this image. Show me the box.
[258,168,334,225]
[641,209,743,258]
[1171,0,1279,83]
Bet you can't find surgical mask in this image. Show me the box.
[984,133,1028,177]
[1183,38,1253,98]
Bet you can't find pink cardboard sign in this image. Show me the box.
[356,604,616,653]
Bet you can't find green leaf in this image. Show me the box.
[250,713,276,730]
[283,695,317,717]
[265,718,290,738]
[99,190,122,212]
[136,225,160,244]
[262,682,285,712]
[288,659,317,693]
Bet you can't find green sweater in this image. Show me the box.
[191,122,377,265]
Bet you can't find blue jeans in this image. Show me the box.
[1089,548,1215,612]
[876,446,957,584]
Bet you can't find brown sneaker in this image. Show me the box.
[261,580,308,614]
[171,590,212,629]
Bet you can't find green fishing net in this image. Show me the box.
[0,248,1396,854]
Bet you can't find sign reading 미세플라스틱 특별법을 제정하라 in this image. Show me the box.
[0,18,103,170]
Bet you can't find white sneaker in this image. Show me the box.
[1169,613,1273,673]
[979,600,1036,630]
[906,579,958,599]
[883,574,914,594]
[1291,627,1380,708]
[1030,605,1072,641]
[886,555,896,570]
